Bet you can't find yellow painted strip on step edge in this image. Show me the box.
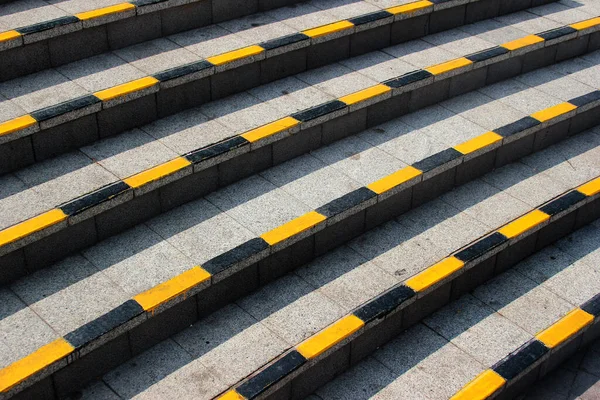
[297,315,364,359]
[206,45,265,66]
[94,76,159,101]
[0,30,21,42]
[425,57,472,76]
[454,131,503,155]
[339,84,391,106]
[578,177,600,197]
[261,211,326,246]
[0,338,74,393]
[497,209,550,239]
[387,0,433,15]
[241,117,300,143]
[405,256,464,292]
[124,157,191,188]
[450,370,506,400]
[536,308,594,349]
[75,3,136,20]
[501,35,544,51]
[218,390,245,400]
[366,166,422,195]
[531,102,577,122]
[134,266,211,311]
[570,17,600,31]
[303,20,354,39]
[0,209,67,248]
[0,115,36,137]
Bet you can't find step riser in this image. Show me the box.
[0,0,303,82]
[2,27,598,284]
[6,106,598,400]
[227,192,600,400]
[0,0,557,174]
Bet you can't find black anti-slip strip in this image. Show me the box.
[384,70,433,89]
[185,136,249,164]
[260,33,310,51]
[493,340,548,380]
[316,187,376,218]
[582,293,600,317]
[348,10,393,25]
[538,26,577,41]
[354,285,416,323]
[495,117,540,138]
[202,238,269,275]
[65,300,144,348]
[15,16,79,35]
[291,100,346,122]
[454,232,508,263]
[569,90,600,107]
[153,60,214,82]
[466,46,509,63]
[60,181,131,216]
[539,190,587,216]
[412,148,462,173]
[30,94,101,122]
[236,350,306,399]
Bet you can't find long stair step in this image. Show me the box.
[1,73,599,398]
[0,0,588,172]
[1,14,599,282]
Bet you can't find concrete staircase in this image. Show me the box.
[0,0,599,399]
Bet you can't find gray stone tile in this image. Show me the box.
[308,0,380,20]
[348,220,446,281]
[83,224,193,296]
[495,11,562,35]
[316,357,396,400]
[237,274,345,344]
[515,245,576,283]
[10,254,129,335]
[340,51,416,83]
[482,162,567,208]
[296,246,396,311]
[516,69,596,102]
[0,0,69,29]
[79,380,120,400]
[48,0,125,15]
[529,2,592,25]
[570,370,600,399]
[424,294,531,367]
[80,128,179,179]
[358,118,448,165]
[459,18,529,46]
[524,366,575,398]
[550,57,599,90]
[312,135,407,186]
[249,76,334,116]
[473,269,574,335]
[57,52,147,93]
[581,345,600,377]
[200,92,286,134]
[384,39,457,69]
[206,174,312,235]
[114,38,199,76]
[375,324,485,400]
[219,13,297,44]
[15,150,118,207]
[142,108,236,155]
[440,92,526,131]
[103,339,194,399]
[169,25,248,58]
[0,94,27,124]
[417,113,488,148]
[0,173,53,230]
[298,63,378,98]
[555,224,600,269]
[260,153,362,209]
[441,179,533,229]
[363,0,413,8]
[0,69,88,113]
[522,132,600,190]
[173,304,288,386]
[479,79,563,115]
[267,3,338,32]
[146,198,256,264]
[423,28,495,57]
[0,288,58,369]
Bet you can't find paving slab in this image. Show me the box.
[0,173,52,230]
[114,38,199,76]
